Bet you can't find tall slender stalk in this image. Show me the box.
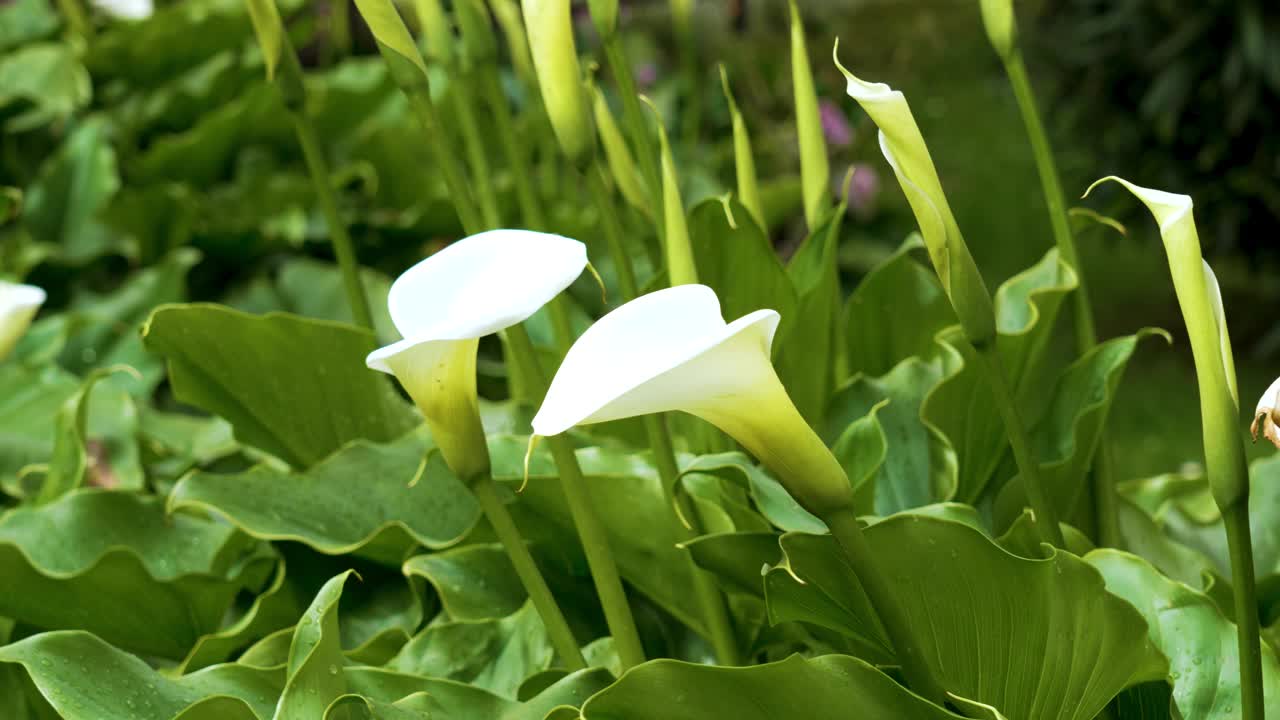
[471,473,586,669]
[1225,504,1264,719]
[446,77,503,228]
[504,323,647,669]
[479,71,544,230]
[998,50,1118,546]
[980,347,1066,547]
[275,41,374,330]
[585,165,740,665]
[403,86,485,236]
[601,37,663,233]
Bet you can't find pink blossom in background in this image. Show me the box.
[846,163,881,218]
[819,99,853,148]
[634,62,658,89]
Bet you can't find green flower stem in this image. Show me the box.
[601,36,663,235]
[471,472,587,670]
[1001,51,1119,547]
[1225,501,1265,720]
[403,91,484,236]
[645,413,742,665]
[822,508,948,707]
[979,346,1065,547]
[504,323,647,669]
[585,164,739,664]
[446,75,503,229]
[480,70,545,231]
[277,44,375,331]
[584,165,640,299]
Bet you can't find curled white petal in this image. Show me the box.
[531,285,779,436]
[0,282,46,361]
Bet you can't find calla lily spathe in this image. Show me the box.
[0,282,46,361]
[368,230,587,481]
[532,284,854,517]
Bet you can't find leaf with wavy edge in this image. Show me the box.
[0,489,273,659]
[579,653,965,719]
[342,665,615,720]
[674,452,822,533]
[765,516,1166,719]
[1088,550,1280,718]
[403,543,528,622]
[275,572,354,719]
[169,431,480,565]
[995,329,1170,527]
[180,556,305,672]
[844,234,955,380]
[923,248,1078,502]
[142,304,418,468]
[0,631,284,719]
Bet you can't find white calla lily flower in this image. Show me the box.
[533,284,854,517]
[368,229,588,481]
[0,282,46,361]
[1253,377,1280,449]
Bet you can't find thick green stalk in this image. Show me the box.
[472,473,587,670]
[404,92,485,236]
[601,36,663,233]
[1225,501,1265,720]
[979,346,1065,547]
[277,46,374,331]
[505,323,646,669]
[586,165,739,664]
[480,70,544,230]
[999,49,1117,547]
[447,76,503,228]
[822,508,948,706]
[645,413,741,665]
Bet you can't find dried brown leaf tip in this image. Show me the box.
[1252,377,1280,449]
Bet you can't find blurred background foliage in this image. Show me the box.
[1,0,1277,480]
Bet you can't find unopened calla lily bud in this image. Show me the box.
[1253,377,1280,449]
[591,84,648,216]
[488,0,538,90]
[1086,177,1248,508]
[455,0,497,67]
[586,0,617,39]
[790,1,830,230]
[651,105,698,286]
[834,44,996,348]
[979,0,1017,61]
[533,285,854,518]
[522,0,593,163]
[367,230,587,482]
[0,282,45,361]
[719,64,765,232]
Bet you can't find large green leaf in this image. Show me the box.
[0,489,273,659]
[170,431,479,565]
[844,235,955,379]
[775,209,843,425]
[0,631,284,720]
[403,544,529,622]
[688,196,797,339]
[342,665,614,720]
[22,117,122,264]
[142,304,418,468]
[995,329,1169,528]
[578,653,965,719]
[0,42,91,132]
[923,248,1078,502]
[765,516,1166,719]
[826,358,957,515]
[1089,550,1280,718]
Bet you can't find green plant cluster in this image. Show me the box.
[0,1,1277,719]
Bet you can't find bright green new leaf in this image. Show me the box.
[1089,550,1280,718]
[275,572,355,720]
[142,304,418,468]
[579,654,966,719]
[244,0,285,80]
[834,47,996,346]
[653,109,697,285]
[170,432,479,565]
[789,1,829,230]
[0,489,273,659]
[0,631,284,720]
[766,517,1167,719]
[719,65,765,232]
[592,86,649,216]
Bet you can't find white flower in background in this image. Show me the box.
[0,282,46,361]
[1253,377,1280,449]
[89,0,153,20]
[532,284,854,518]
[368,229,587,481]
